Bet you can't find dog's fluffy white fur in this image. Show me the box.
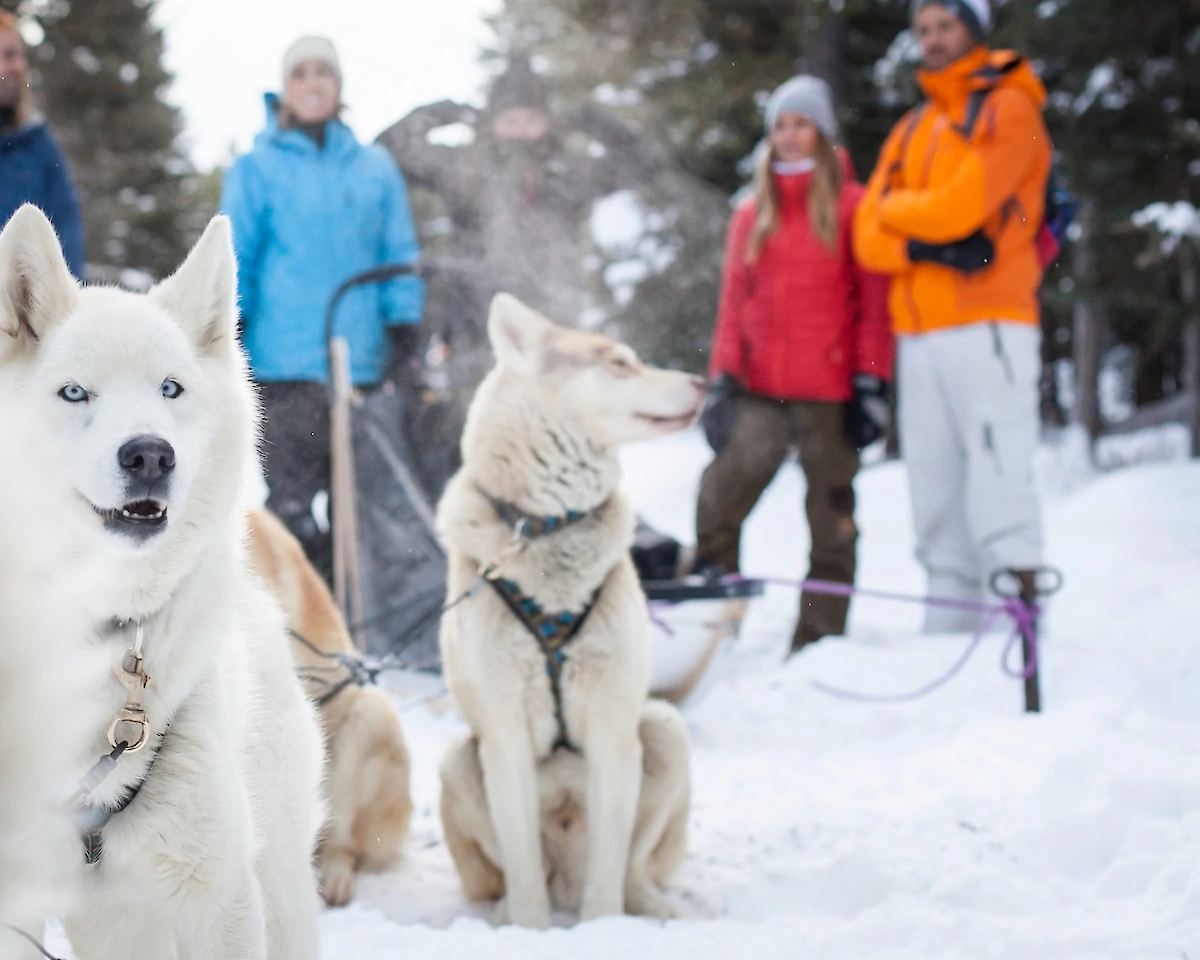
[435,294,703,927]
[0,205,325,959]
[0,388,115,951]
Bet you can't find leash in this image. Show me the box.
[729,570,1061,704]
[288,506,556,702]
[334,495,593,645]
[1,924,63,960]
[290,496,614,734]
[291,518,531,692]
[67,619,164,864]
[289,629,441,706]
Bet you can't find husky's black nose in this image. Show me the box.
[118,435,176,483]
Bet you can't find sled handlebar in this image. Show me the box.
[324,263,418,366]
[324,259,493,382]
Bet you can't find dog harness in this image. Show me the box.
[485,576,601,753]
[480,490,609,754]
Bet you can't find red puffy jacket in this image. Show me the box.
[708,169,894,402]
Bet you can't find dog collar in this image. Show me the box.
[479,487,605,540]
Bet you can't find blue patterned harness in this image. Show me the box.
[480,489,608,753]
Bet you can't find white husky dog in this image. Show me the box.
[0,205,325,960]
[0,353,116,956]
[436,294,705,928]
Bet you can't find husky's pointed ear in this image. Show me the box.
[0,204,80,347]
[488,293,551,372]
[150,215,238,355]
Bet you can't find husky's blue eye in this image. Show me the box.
[161,379,184,399]
[58,383,88,403]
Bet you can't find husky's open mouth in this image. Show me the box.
[91,498,169,539]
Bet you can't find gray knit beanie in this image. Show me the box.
[282,35,342,91]
[911,0,992,41]
[763,75,838,142]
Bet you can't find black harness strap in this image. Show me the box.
[885,103,927,195]
[487,576,601,754]
[955,58,1025,141]
[75,730,165,865]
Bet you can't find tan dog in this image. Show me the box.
[246,508,413,906]
[436,294,703,927]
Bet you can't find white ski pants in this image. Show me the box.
[897,322,1043,633]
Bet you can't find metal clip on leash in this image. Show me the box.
[107,621,151,752]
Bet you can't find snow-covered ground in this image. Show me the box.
[305,430,1200,958]
[53,430,1200,958]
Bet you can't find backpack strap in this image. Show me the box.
[884,104,927,194]
[955,56,1026,141]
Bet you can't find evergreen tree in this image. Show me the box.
[1018,0,1200,409]
[4,0,209,281]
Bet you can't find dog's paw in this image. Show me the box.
[497,895,552,929]
[626,884,685,920]
[579,895,623,922]
[320,857,357,907]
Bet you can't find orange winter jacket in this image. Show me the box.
[854,48,1052,336]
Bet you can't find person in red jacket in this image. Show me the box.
[695,75,894,655]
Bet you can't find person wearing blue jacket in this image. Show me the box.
[220,34,425,585]
[0,12,85,279]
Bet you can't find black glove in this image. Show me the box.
[383,325,422,387]
[843,374,891,450]
[700,374,741,455]
[908,230,995,274]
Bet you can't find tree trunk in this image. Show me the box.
[794,13,848,108]
[1180,241,1200,458]
[1072,198,1102,446]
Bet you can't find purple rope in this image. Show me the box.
[744,576,1042,703]
[646,602,677,638]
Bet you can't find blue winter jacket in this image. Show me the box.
[220,95,425,386]
[0,117,85,279]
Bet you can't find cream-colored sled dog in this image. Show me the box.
[436,294,704,927]
[247,507,413,907]
[0,205,324,960]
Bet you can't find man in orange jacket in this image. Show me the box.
[854,0,1052,631]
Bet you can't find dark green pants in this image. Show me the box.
[696,396,859,652]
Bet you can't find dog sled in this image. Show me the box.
[322,263,764,703]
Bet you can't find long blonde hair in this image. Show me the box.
[746,132,844,263]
